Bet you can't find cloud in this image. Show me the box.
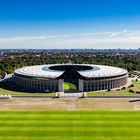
[0,30,140,49]
[0,36,48,43]
[109,33,119,38]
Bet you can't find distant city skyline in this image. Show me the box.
[0,0,140,49]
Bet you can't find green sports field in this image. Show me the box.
[63,82,77,91]
[0,111,140,140]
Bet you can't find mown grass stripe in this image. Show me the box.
[0,137,140,140]
[0,111,140,139]
[0,130,139,137]
[0,111,139,115]
[0,120,136,123]
[0,127,139,131]
[1,122,140,127]
[0,117,139,121]
[0,114,138,118]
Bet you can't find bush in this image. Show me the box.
[116,89,120,91]
[129,89,135,93]
[128,84,134,88]
[121,87,126,90]
[136,91,140,94]
[107,89,111,92]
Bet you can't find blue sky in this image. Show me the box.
[0,0,140,49]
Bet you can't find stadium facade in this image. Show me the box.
[14,64,128,92]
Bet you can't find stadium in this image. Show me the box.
[14,64,128,92]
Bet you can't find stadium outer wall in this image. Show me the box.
[14,64,128,92]
[79,74,128,92]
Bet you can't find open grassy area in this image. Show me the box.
[0,111,140,140]
[64,82,77,91]
[87,80,140,96]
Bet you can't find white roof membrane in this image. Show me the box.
[14,64,128,79]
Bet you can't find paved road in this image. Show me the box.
[11,95,140,99]
[87,96,140,98]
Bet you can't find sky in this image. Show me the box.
[0,0,140,49]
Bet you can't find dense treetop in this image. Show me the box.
[0,49,140,74]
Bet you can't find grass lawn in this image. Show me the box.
[87,80,140,96]
[64,82,77,91]
[0,111,140,140]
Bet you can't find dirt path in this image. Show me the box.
[0,98,139,111]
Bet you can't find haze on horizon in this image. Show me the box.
[0,0,140,49]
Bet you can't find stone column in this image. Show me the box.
[58,79,64,92]
[79,79,84,92]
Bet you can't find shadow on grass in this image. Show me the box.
[0,81,53,94]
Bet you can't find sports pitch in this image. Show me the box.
[63,82,77,91]
[0,111,140,140]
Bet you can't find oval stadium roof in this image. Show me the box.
[14,64,128,79]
